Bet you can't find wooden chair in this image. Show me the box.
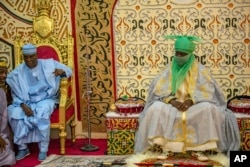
[13,0,76,154]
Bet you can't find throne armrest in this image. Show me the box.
[59,77,73,109]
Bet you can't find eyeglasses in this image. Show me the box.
[175,51,188,57]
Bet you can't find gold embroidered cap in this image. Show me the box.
[0,60,7,67]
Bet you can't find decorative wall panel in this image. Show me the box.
[75,0,117,132]
[113,0,250,100]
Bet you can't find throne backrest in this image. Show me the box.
[14,0,73,69]
[14,34,74,69]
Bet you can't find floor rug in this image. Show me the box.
[36,154,129,167]
[36,152,229,167]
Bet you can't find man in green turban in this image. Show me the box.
[134,35,240,161]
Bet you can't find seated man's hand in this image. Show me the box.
[0,136,7,153]
[53,69,65,77]
[169,100,184,111]
[20,103,34,116]
[183,99,193,109]
[169,99,193,112]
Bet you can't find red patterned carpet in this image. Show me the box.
[13,138,108,167]
[126,152,229,167]
[135,154,222,166]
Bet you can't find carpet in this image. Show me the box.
[126,152,229,167]
[36,154,129,167]
[36,152,229,167]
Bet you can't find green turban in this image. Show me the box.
[164,35,202,94]
[164,35,202,54]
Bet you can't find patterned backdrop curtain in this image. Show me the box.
[1,0,249,134]
[75,0,250,133]
[113,0,250,101]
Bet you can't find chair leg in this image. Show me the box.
[70,120,76,143]
[59,128,66,154]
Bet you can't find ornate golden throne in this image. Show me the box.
[14,0,76,154]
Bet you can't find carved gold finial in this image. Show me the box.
[34,0,54,38]
[110,104,116,112]
[37,0,51,16]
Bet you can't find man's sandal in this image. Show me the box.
[157,151,175,159]
[191,151,209,161]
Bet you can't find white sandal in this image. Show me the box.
[157,151,175,159]
[191,151,209,161]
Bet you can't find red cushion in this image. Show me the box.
[37,45,74,124]
[67,77,72,98]
[50,105,75,123]
[37,46,59,61]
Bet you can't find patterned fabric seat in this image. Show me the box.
[228,96,250,150]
